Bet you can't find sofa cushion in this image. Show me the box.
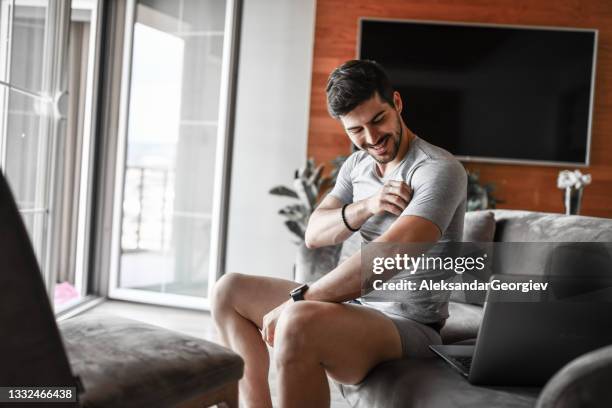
[338,357,540,408]
[451,211,496,305]
[463,210,496,242]
[492,210,612,242]
[59,314,243,407]
[441,301,484,344]
[486,210,612,279]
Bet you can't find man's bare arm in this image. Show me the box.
[304,215,441,302]
[304,181,412,249]
[304,195,370,249]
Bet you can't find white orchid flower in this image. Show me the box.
[557,170,592,190]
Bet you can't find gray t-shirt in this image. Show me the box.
[329,135,467,323]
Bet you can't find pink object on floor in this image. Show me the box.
[54,281,80,305]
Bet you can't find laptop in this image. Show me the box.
[0,171,79,406]
[430,273,612,386]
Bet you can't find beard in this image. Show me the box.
[366,114,403,164]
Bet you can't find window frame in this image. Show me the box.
[107,0,241,310]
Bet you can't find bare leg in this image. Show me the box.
[273,301,403,408]
[211,273,300,408]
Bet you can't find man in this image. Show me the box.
[211,60,466,408]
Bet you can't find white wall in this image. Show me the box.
[225,0,316,279]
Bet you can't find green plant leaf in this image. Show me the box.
[279,204,309,223]
[293,178,317,211]
[318,176,331,188]
[309,164,324,186]
[465,168,500,211]
[285,220,305,240]
[272,156,349,239]
[269,186,298,198]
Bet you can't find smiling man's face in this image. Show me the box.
[340,91,404,164]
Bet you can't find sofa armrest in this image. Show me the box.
[536,344,612,408]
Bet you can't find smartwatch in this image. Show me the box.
[289,284,309,302]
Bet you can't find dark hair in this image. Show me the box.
[326,60,395,118]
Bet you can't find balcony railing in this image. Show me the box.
[122,166,174,253]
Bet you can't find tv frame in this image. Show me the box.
[357,17,599,167]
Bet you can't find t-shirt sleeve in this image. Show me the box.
[401,159,467,233]
[327,154,356,204]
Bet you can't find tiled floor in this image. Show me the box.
[82,300,350,408]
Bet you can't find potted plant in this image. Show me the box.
[466,170,500,211]
[269,157,346,283]
[557,169,592,215]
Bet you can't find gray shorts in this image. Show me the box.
[349,300,443,358]
[382,311,443,358]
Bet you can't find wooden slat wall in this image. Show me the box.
[307,0,612,218]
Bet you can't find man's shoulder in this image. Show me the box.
[343,150,373,172]
[412,136,457,163]
[410,138,466,184]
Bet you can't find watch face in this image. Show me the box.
[291,284,308,300]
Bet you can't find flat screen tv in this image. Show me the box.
[358,19,598,166]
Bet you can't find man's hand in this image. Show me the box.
[261,299,291,347]
[366,180,412,216]
[304,180,412,248]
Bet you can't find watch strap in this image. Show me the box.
[290,284,309,302]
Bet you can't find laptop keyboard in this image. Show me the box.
[451,356,473,373]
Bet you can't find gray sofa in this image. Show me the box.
[335,209,612,408]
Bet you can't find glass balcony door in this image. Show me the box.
[0,0,103,311]
[109,0,238,309]
[0,0,56,294]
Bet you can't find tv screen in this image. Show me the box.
[359,19,597,166]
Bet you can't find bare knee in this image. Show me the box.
[274,302,322,368]
[211,272,245,321]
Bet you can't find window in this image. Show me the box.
[0,0,237,312]
[0,0,52,284]
[109,0,238,309]
[0,0,102,312]
[55,0,101,311]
